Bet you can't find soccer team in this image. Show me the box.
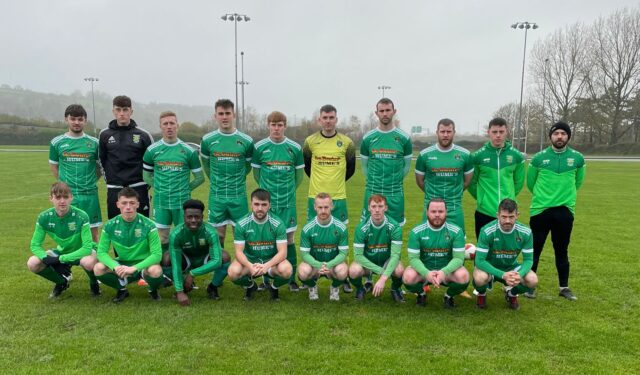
[28,96,586,310]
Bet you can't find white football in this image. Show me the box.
[464,243,476,260]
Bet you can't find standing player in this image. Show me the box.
[227,189,292,301]
[27,182,99,297]
[415,118,473,232]
[303,104,356,293]
[99,95,154,219]
[468,117,525,239]
[527,122,585,301]
[93,187,163,303]
[349,194,405,302]
[360,98,413,226]
[252,111,304,291]
[200,99,253,249]
[143,111,204,266]
[49,104,102,242]
[171,199,230,306]
[473,199,538,310]
[298,193,349,301]
[402,198,469,309]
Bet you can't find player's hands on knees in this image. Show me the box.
[183,274,194,293]
[372,276,387,297]
[176,291,190,306]
[42,256,60,266]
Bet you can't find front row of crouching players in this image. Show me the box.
[473,198,538,310]
[228,189,292,301]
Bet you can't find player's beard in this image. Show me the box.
[553,139,567,149]
[427,217,444,228]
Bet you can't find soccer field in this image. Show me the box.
[1,150,638,374]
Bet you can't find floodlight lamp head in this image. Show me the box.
[221,15,227,21]
[511,23,518,29]
[244,16,251,21]
[518,24,524,29]
[532,24,539,29]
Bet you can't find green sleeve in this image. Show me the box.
[361,157,368,177]
[382,242,401,278]
[132,229,162,271]
[301,251,323,268]
[409,250,430,277]
[360,138,369,177]
[201,155,211,179]
[403,157,412,176]
[354,245,384,275]
[514,159,525,196]
[440,250,464,276]
[517,232,534,278]
[59,222,93,263]
[468,156,479,199]
[49,142,59,163]
[325,250,347,269]
[190,231,223,277]
[575,163,586,190]
[475,231,505,278]
[97,231,119,270]
[295,168,304,188]
[252,166,260,184]
[415,153,426,175]
[143,170,154,188]
[189,170,204,191]
[403,137,413,176]
[29,223,47,260]
[526,163,539,193]
[170,232,185,292]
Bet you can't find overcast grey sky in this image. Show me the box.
[1,0,637,133]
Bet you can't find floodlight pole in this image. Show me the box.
[511,21,538,151]
[377,85,391,97]
[84,77,99,136]
[221,12,251,128]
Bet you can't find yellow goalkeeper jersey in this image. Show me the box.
[302,131,355,199]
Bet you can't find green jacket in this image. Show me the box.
[468,141,525,217]
[527,146,585,216]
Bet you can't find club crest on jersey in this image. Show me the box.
[506,155,513,164]
[133,134,141,144]
[86,141,94,149]
[199,238,206,246]
[567,158,575,167]
[287,147,293,155]
[454,154,461,160]
[68,222,76,231]
[336,140,343,147]
[108,136,116,144]
[394,136,401,143]
[135,228,142,238]
[236,140,243,146]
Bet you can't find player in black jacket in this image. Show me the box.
[99,95,154,219]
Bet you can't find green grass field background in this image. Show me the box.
[0,150,638,374]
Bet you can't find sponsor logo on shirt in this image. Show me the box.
[421,236,430,240]
[483,158,491,163]
[48,222,56,228]
[108,136,116,144]
[542,159,550,165]
[428,156,437,160]
[114,230,122,236]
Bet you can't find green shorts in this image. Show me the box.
[46,249,95,266]
[180,253,210,272]
[271,206,297,233]
[72,193,102,227]
[307,197,349,224]
[208,195,248,227]
[361,192,405,226]
[153,207,183,228]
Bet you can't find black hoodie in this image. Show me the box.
[99,119,154,187]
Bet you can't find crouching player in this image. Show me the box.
[473,198,538,310]
[27,182,99,298]
[402,198,469,309]
[227,189,292,301]
[349,194,405,302]
[298,193,349,301]
[171,199,231,306]
[93,187,163,303]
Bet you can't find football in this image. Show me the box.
[464,243,477,260]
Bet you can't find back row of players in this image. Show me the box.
[29,96,586,310]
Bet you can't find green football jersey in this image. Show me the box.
[527,146,586,216]
[29,206,93,263]
[143,139,202,209]
[49,134,99,195]
[234,213,287,263]
[415,144,473,210]
[300,216,349,265]
[251,137,304,209]
[97,213,162,271]
[360,127,413,196]
[407,221,465,274]
[169,222,222,292]
[475,220,534,278]
[200,130,253,198]
[353,215,402,266]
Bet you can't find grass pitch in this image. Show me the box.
[0,149,638,374]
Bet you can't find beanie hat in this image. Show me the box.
[549,121,571,140]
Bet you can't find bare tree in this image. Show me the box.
[591,7,640,144]
[530,22,591,122]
